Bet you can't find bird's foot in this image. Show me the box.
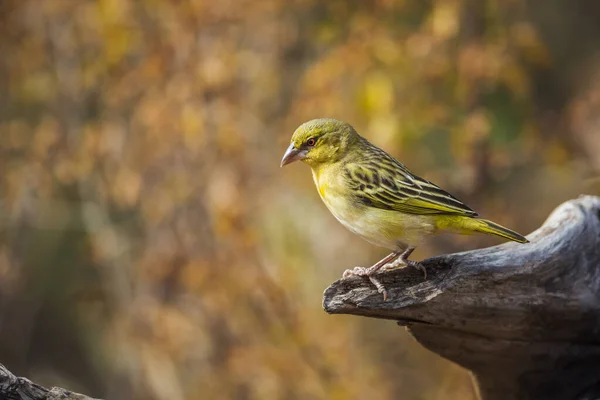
[368,276,389,301]
[342,266,369,278]
[408,260,427,279]
[342,266,390,301]
[342,262,387,278]
[380,257,408,272]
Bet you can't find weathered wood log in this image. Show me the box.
[0,363,100,400]
[323,195,600,400]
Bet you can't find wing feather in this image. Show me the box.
[345,149,477,217]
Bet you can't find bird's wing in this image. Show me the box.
[344,157,478,217]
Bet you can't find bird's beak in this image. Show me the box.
[280,143,306,167]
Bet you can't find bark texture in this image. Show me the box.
[0,363,99,400]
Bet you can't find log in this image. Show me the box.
[0,363,100,400]
[323,195,600,400]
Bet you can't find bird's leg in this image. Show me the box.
[380,247,427,279]
[342,251,402,301]
[379,247,411,271]
[341,248,427,301]
[342,251,401,278]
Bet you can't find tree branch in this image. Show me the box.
[323,195,600,400]
[0,363,100,400]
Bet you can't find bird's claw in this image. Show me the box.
[342,266,390,301]
[408,261,427,280]
[369,276,388,301]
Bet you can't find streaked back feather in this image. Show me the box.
[343,138,478,217]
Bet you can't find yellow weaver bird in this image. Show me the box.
[281,118,529,300]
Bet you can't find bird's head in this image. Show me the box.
[280,118,360,168]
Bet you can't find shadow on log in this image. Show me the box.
[323,195,600,400]
[0,363,99,400]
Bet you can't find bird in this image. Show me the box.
[281,118,529,300]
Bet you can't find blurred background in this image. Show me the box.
[0,0,599,399]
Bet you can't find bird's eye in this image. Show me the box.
[306,138,316,147]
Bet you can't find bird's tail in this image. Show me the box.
[473,219,529,243]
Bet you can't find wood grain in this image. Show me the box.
[0,363,99,399]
